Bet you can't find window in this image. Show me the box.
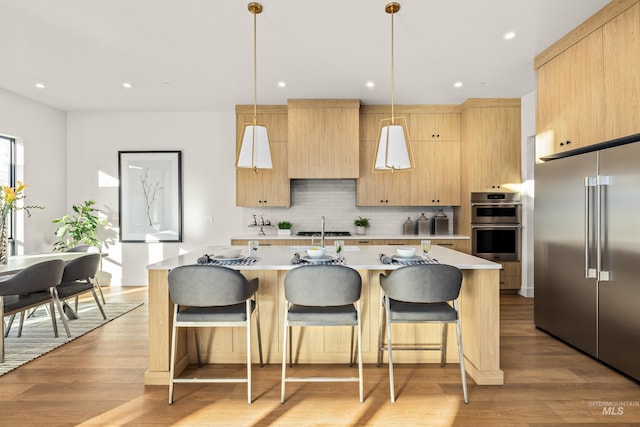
[0,135,16,247]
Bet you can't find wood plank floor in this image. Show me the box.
[0,287,638,426]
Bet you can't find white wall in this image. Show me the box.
[0,87,67,254]
[66,111,244,285]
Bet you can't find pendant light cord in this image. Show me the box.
[252,9,258,127]
[390,8,395,125]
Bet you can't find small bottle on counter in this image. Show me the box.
[417,213,429,235]
[403,217,415,235]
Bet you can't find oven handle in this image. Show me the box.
[471,224,522,229]
[471,202,522,207]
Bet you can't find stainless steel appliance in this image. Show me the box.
[534,141,640,381]
[471,192,521,261]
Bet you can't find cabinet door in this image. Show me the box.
[409,113,460,141]
[236,109,290,207]
[411,140,460,206]
[357,141,387,206]
[603,3,640,141]
[468,107,521,192]
[288,100,360,179]
[260,139,290,207]
[536,29,604,158]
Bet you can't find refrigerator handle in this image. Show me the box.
[598,175,611,281]
[585,177,597,279]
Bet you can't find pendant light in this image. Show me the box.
[374,2,413,172]
[237,2,273,172]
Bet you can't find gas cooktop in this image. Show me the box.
[296,231,352,237]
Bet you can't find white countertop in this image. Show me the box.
[147,244,499,271]
[231,234,470,241]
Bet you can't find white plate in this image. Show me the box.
[391,255,423,263]
[214,255,246,262]
[302,255,335,264]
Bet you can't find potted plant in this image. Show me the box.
[52,200,104,252]
[277,221,293,236]
[354,216,370,235]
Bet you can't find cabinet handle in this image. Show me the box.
[438,243,453,246]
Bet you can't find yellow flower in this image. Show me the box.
[4,187,16,204]
[15,181,27,193]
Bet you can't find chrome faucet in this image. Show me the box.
[321,216,326,248]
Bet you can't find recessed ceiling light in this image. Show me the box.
[35,83,46,89]
[277,81,286,88]
[161,82,171,87]
[122,82,132,89]
[366,80,375,89]
[503,31,516,40]
[453,81,463,88]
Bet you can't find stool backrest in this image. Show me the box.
[168,265,255,307]
[380,264,462,303]
[284,265,362,306]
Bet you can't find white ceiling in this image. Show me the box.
[0,0,610,112]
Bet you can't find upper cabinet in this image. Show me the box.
[287,99,360,179]
[461,99,521,193]
[536,29,605,158]
[357,105,461,207]
[535,0,640,159]
[236,106,290,207]
[603,2,640,141]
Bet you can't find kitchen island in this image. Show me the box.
[145,244,503,386]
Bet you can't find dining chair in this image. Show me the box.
[281,264,363,403]
[56,253,106,320]
[67,245,106,305]
[377,264,469,403]
[0,259,68,363]
[167,264,263,404]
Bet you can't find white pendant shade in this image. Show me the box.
[237,124,273,169]
[375,124,411,170]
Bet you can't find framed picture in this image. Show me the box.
[118,151,182,242]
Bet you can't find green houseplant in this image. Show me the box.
[354,216,370,235]
[277,220,293,236]
[52,200,104,252]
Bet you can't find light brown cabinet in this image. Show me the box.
[287,99,360,179]
[536,29,605,159]
[603,2,640,141]
[411,140,461,206]
[408,112,460,141]
[461,99,521,193]
[236,106,290,207]
[357,106,461,207]
[500,261,521,291]
[357,140,413,206]
[535,1,640,159]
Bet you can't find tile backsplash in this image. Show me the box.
[242,179,454,236]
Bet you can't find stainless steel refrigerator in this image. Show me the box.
[534,140,640,381]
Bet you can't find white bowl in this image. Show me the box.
[221,248,242,258]
[396,247,417,259]
[306,247,326,259]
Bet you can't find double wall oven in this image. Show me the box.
[471,192,521,261]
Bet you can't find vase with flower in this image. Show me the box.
[0,181,44,264]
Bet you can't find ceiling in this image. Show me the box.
[0,0,610,112]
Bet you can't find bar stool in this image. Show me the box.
[377,264,468,403]
[167,265,263,404]
[281,264,363,403]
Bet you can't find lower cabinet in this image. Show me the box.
[499,261,521,291]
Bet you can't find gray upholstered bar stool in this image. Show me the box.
[377,264,469,403]
[281,264,363,403]
[167,265,263,404]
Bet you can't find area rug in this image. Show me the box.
[1,301,143,376]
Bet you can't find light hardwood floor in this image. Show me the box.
[0,287,638,426]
